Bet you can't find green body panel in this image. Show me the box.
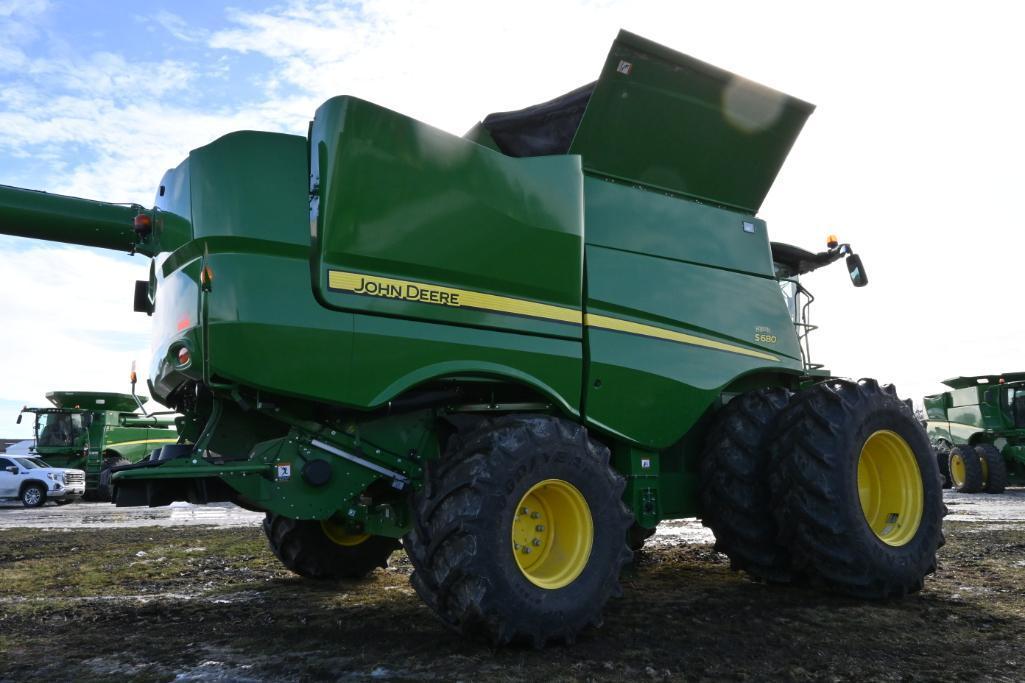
[581,175,802,448]
[569,31,814,213]
[924,375,1025,485]
[3,31,836,533]
[311,96,584,338]
[22,394,178,491]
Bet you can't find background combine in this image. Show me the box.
[924,373,1025,493]
[17,391,177,499]
[0,30,943,646]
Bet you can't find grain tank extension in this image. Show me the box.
[0,31,943,646]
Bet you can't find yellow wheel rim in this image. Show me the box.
[857,430,924,547]
[511,479,593,589]
[320,519,370,547]
[950,453,967,487]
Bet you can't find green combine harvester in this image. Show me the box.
[17,391,178,499]
[924,374,1025,493]
[0,31,943,646]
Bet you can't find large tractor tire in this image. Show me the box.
[949,445,984,493]
[700,387,793,582]
[96,456,131,501]
[770,379,945,599]
[262,514,400,580]
[933,440,952,489]
[405,415,633,647]
[976,443,1008,494]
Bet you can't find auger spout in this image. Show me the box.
[0,184,145,254]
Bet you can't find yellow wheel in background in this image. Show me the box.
[950,452,967,488]
[511,479,594,589]
[321,519,371,547]
[857,430,924,547]
[948,444,984,493]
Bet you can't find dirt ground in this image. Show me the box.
[2,492,1024,682]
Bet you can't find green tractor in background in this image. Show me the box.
[17,391,178,499]
[924,374,1025,493]
[0,31,944,646]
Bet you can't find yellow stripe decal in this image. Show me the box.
[328,270,582,324]
[585,314,779,362]
[105,438,179,448]
[327,269,778,363]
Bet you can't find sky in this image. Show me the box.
[1,0,1023,437]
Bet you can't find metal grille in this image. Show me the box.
[65,472,85,485]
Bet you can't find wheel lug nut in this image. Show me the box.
[530,512,540,519]
[520,507,528,516]
[535,525,544,532]
[522,547,531,554]
[514,542,520,550]
[532,538,541,546]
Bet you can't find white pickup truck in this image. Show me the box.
[0,455,85,507]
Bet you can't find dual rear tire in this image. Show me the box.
[702,379,946,598]
[948,443,1007,494]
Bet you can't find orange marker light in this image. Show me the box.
[177,347,191,366]
[133,214,152,235]
[177,316,190,331]
[826,234,839,249]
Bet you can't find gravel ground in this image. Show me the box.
[1,490,1024,682]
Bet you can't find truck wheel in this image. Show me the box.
[770,379,945,599]
[262,514,400,580]
[405,415,633,647]
[627,523,656,552]
[700,387,793,582]
[21,483,46,508]
[933,440,952,489]
[96,457,131,501]
[976,443,1008,494]
[949,445,983,493]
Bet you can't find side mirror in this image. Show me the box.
[846,254,868,287]
[133,280,153,315]
[16,413,22,424]
[5,466,17,474]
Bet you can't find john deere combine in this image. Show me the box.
[924,374,1025,493]
[17,391,178,499]
[0,31,943,645]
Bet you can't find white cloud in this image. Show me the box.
[1,0,1024,420]
[0,245,150,411]
[152,10,206,43]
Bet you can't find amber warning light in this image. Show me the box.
[133,213,152,236]
[826,234,839,249]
